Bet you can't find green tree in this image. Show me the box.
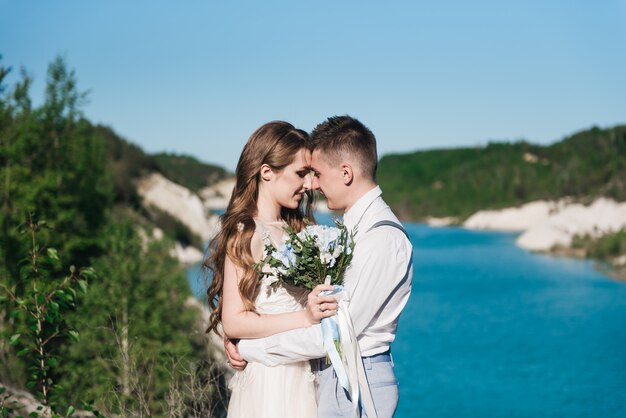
[1,56,113,390]
[0,56,112,275]
[0,215,96,417]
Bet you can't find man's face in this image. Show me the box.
[310,149,346,212]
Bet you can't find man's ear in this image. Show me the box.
[260,164,273,182]
[340,163,353,185]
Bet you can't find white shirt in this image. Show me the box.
[238,186,413,365]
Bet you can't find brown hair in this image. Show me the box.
[204,121,313,335]
[309,115,378,179]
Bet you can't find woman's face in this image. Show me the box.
[270,148,312,209]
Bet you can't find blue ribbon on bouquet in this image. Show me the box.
[320,285,378,418]
[320,286,350,392]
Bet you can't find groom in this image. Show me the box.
[227,115,413,417]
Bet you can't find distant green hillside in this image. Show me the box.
[378,125,626,220]
[153,152,230,192]
[90,124,231,247]
[92,124,230,205]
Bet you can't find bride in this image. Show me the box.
[205,121,337,417]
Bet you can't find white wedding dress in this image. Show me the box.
[227,219,318,418]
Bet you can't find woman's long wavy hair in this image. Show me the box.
[205,121,314,335]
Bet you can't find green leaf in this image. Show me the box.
[77,279,88,294]
[80,267,97,281]
[66,406,75,417]
[59,290,74,303]
[29,412,38,418]
[17,348,29,357]
[46,248,60,261]
[49,300,59,314]
[0,386,5,394]
[9,333,20,346]
[47,357,58,367]
[68,330,80,342]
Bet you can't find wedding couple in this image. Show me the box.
[205,116,413,417]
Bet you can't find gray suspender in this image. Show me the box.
[366,220,409,238]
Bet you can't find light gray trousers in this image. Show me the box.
[317,354,399,418]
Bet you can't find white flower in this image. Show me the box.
[303,225,341,253]
[320,251,337,267]
[332,244,344,259]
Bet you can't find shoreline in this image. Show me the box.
[419,198,626,282]
[546,245,626,281]
[411,220,626,282]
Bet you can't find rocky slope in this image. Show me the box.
[137,173,230,264]
[463,198,626,261]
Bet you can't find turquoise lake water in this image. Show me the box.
[187,217,626,417]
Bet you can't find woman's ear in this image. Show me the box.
[340,163,353,185]
[260,164,273,182]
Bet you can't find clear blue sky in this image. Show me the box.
[2,0,625,171]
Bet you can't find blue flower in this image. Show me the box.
[274,242,296,269]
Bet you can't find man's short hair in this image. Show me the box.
[309,115,378,180]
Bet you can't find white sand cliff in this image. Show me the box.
[138,173,216,241]
[170,242,205,265]
[516,198,626,251]
[464,200,567,231]
[464,198,626,252]
[425,216,459,227]
[200,178,236,211]
[138,173,223,264]
[138,221,209,266]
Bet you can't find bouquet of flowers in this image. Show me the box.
[253,220,355,290]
